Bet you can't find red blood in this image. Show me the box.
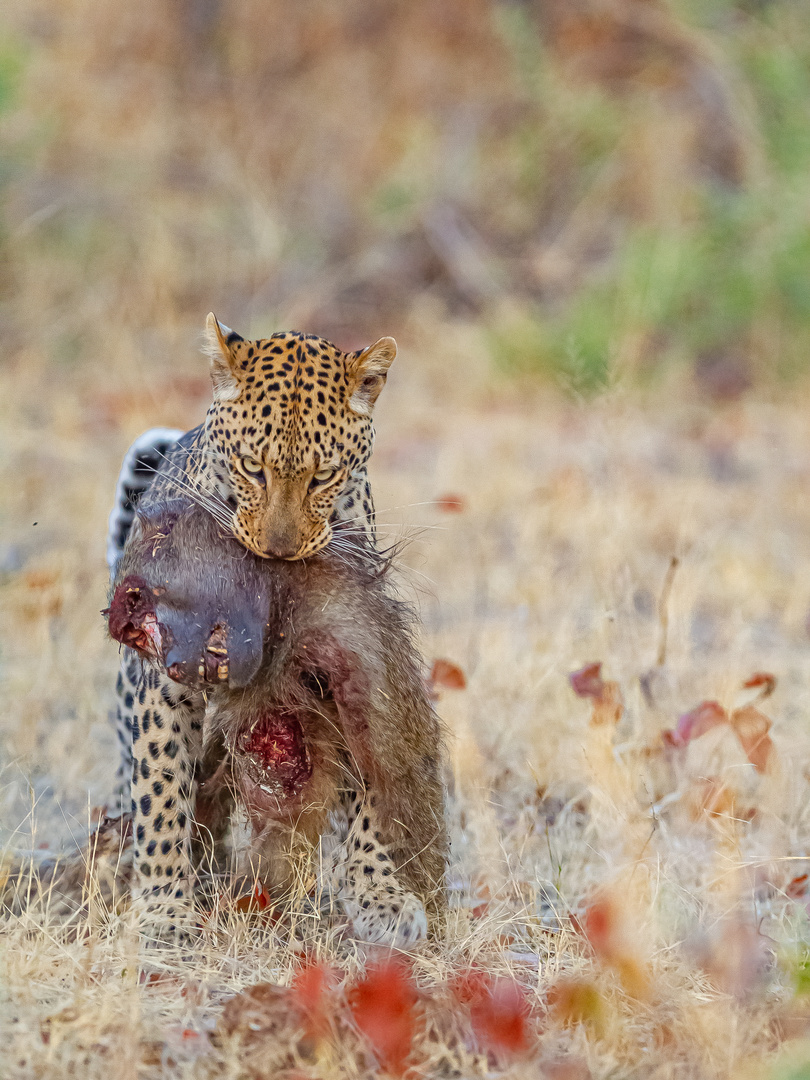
[105,575,164,658]
[238,712,312,796]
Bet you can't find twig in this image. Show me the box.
[656,556,679,668]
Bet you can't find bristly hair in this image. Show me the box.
[324,525,394,583]
[135,443,236,536]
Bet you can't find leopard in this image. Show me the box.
[107,314,396,578]
[105,316,443,949]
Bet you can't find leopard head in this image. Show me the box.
[203,313,396,560]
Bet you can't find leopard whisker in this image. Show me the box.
[335,501,443,527]
[138,459,234,532]
[151,448,234,517]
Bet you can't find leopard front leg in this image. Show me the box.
[330,789,428,949]
[127,662,205,938]
[111,650,143,813]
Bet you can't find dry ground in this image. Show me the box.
[4,1,810,1075]
[3,325,810,1077]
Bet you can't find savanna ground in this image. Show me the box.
[4,0,810,1076]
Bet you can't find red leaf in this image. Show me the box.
[139,971,182,988]
[686,777,737,819]
[435,493,466,513]
[569,663,605,700]
[580,897,615,957]
[786,874,809,901]
[349,961,418,1076]
[662,701,728,747]
[470,977,532,1059]
[730,705,774,773]
[577,893,649,998]
[429,658,467,691]
[291,961,336,1038]
[743,672,776,697]
[233,883,272,913]
[569,663,622,723]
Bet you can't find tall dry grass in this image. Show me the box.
[5,333,810,1075]
[4,0,810,382]
[4,0,810,1076]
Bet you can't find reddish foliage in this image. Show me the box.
[139,971,182,988]
[686,777,737,820]
[576,894,649,998]
[349,961,418,1076]
[547,978,605,1035]
[580,896,616,957]
[569,663,622,724]
[786,874,809,901]
[663,675,777,772]
[663,697,775,773]
[233,883,271,913]
[662,701,728,747]
[429,658,467,691]
[730,705,774,773]
[470,977,532,1060]
[435,493,466,513]
[743,672,776,697]
[569,663,605,700]
[291,960,337,1038]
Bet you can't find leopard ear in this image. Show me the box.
[345,336,397,416]
[204,312,245,403]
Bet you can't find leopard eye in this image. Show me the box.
[311,466,337,487]
[239,456,266,485]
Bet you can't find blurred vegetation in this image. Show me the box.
[1,0,810,393]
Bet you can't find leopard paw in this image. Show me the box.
[343,889,428,949]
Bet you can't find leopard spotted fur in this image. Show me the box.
[107,319,435,949]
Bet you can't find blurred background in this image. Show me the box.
[3,0,810,800]
[2,0,810,396]
[7,7,810,1072]
[4,0,810,832]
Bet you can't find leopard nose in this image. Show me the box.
[262,533,301,559]
[264,543,299,560]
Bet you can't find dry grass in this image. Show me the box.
[4,0,810,1075]
[5,330,810,1076]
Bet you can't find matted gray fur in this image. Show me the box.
[109,495,448,928]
